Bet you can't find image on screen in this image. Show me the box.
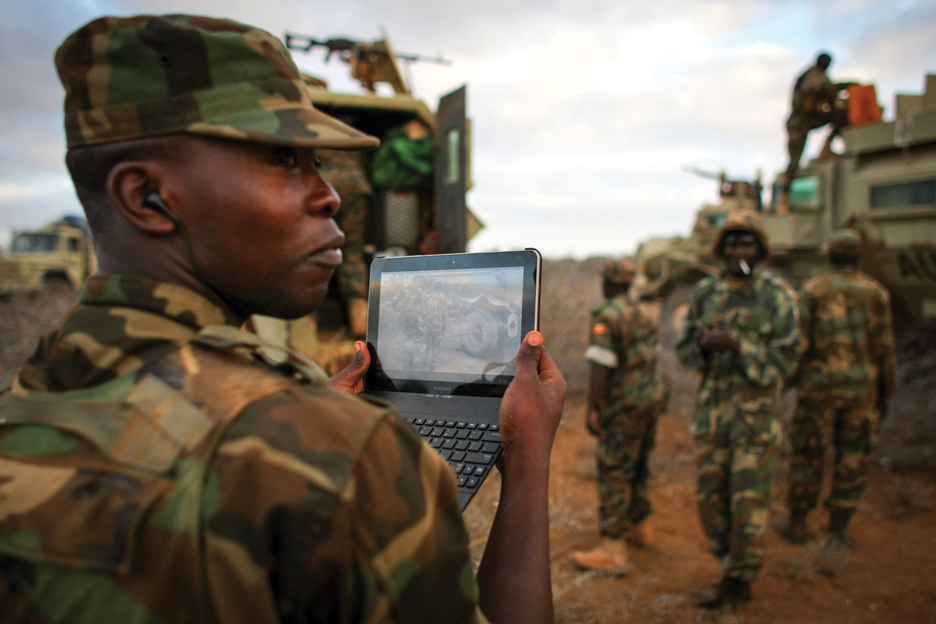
[377,267,524,381]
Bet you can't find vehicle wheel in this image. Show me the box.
[461,309,499,358]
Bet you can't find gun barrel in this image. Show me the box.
[681,165,722,180]
[286,32,452,66]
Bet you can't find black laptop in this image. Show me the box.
[364,249,542,510]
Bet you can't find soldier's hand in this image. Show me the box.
[498,331,566,467]
[586,408,601,437]
[329,341,370,394]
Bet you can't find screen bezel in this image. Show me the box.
[364,249,542,398]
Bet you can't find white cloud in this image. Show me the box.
[0,176,74,204]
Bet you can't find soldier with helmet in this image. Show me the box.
[573,258,668,571]
[676,210,801,609]
[782,229,896,547]
[0,15,566,624]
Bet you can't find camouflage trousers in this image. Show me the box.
[596,403,661,538]
[335,192,369,301]
[787,398,878,514]
[694,414,778,583]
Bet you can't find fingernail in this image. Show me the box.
[355,342,362,352]
[528,331,542,346]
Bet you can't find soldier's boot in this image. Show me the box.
[627,518,655,547]
[349,297,368,337]
[825,509,856,550]
[572,538,629,572]
[698,577,752,610]
[778,509,809,545]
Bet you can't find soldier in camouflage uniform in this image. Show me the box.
[676,210,801,609]
[573,259,668,571]
[782,52,850,204]
[0,15,567,624]
[318,148,372,336]
[783,230,896,547]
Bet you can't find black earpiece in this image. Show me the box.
[144,192,180,225]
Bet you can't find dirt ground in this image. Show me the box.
[2,262,936,623]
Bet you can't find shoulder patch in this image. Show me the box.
[592,323,608,336]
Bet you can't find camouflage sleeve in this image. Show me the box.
[872,286,897,404]
[205,390,480,624]
[584,307,619,369]
[793,285,813,382]
[675,283,707,372]
[736,281,801,387]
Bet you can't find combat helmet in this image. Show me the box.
[826,229,862,256]
[602,258,636,285]
[713,209,769,260]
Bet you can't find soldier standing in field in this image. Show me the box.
[573,259,668,571]
[780,52,851,208]
[782,230,896,547]
[676,210,801,610]
[0,15,566,624]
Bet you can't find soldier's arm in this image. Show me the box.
[736,283,802,387]
[477,332,566,624]
[675,287,706,371]
[205,389,483,624]
[872,288,897,406]
[792,287,812,382]
[586,363,611,435]
[583,310,618,434]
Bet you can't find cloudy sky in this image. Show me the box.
[1,0,935,259]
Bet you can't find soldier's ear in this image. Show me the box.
[106,161,178,234]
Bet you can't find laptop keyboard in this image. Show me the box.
[403,417,502,493]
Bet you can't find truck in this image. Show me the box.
[637,72,936,341]
[248,33,482,373]
[0,216,97,298]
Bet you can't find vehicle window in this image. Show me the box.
[789,176,819,206]
[706,214,727,228]
[870,179,936,209]
[13,233,58,253]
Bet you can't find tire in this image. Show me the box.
[460,309,499,358]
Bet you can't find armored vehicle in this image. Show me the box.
[249,33,481,373]
[0,216,97,297]
[638,72,936,339]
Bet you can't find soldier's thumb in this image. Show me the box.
[515,331,542,377]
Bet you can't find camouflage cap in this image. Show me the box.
[602,258,636,284]
[827,229,862,255]
[55,15,380,150]
[713,209,770,259]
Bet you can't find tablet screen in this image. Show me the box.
[365,250,541,396]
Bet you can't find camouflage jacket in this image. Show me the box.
[676,270,801,440]
[0,276,484,624]
[795,267,897,405]
[584,294,667,414]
